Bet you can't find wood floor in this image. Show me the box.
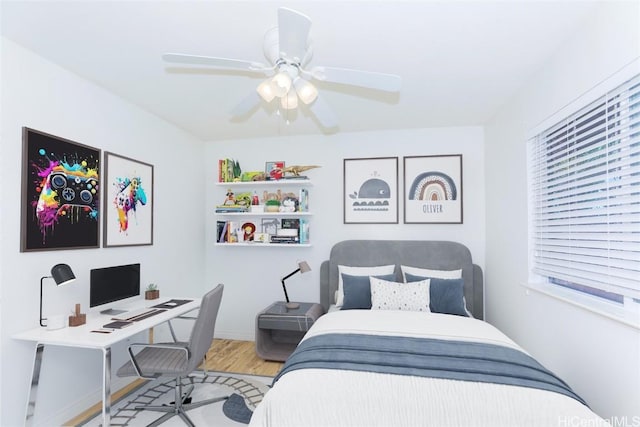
[205,338,284,376]
[64,339,283,426]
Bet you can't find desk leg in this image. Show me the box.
[102,347,112,427]
[25,344,44,426]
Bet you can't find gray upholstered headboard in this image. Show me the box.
[319,240,484,319]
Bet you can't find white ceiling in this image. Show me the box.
[1,1,601,142]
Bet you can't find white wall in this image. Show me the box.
[205,127,486,340]
[485,1,640,419]
[0,38,206,426]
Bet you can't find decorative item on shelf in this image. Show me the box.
[280,260,312,309]
[265,161,285,180]
[254,232,269,243]
[261,218,278,232]
[241,171,264,182]
[40,263,76,328]
[265,199,281,213]
[69,303,86,327]
[242,222,256,241]
[218,158,242,183]
[215,189,249,213]
[280,196,299,212]
[280,165,321,179]
[145,283,159,300]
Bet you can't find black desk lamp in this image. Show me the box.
[281,260,311,309]
[40,263,76,327]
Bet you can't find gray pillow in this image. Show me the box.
[341,273,397,310]
[405,273,468,316]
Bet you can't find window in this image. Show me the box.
[527,72,640,319]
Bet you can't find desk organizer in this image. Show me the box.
[69,303,86,327]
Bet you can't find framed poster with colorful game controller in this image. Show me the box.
[21,127,101,252]
[103,152,154,247]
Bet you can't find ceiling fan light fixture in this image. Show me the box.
[270,71,292,98]
[257,80,276,102]
[293,77,318,104]
[281,89,298,110]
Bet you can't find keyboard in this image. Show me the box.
[130,308,166,321]
[111,307,157,321]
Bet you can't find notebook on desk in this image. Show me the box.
[151,299,193,309]
[103,320,133,329]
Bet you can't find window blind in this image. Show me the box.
[528,73,640,302]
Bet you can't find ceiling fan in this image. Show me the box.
[162,7,402,129]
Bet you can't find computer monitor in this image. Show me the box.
[90,263,141,314]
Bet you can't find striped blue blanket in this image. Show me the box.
[274,333,587,407]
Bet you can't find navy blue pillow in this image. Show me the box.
[405,273,468,316]
[341,273,397,310]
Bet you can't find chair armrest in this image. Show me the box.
[166,314,198,342]
[127,343,189,379]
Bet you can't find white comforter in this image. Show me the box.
[250,310,603,427]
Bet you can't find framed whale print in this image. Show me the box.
[403,154,463,224]
[343,157,398,224]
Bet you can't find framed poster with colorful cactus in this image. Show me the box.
[403,154,463,224]
[343,157,398,224]
[103,152,154,247]
[21,127,101,252]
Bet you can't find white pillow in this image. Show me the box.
[336,264,395,307]
[370,277,431,312]
[400,265,462,282]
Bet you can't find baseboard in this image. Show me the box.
[37,376,133,426]
[215,329,254,341]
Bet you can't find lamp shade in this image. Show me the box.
[51,264,75,286]
[270,72,292,98]
[298,260,311,274]
[280,260,311,309]
[257,79,276,103]
[280,89,298,110]
[293,77,318,105]
[40,264,75,327]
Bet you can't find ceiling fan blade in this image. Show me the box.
[309,66,402,92]
[277,7,312,63]
[229,91,262,118]
[308,94,338,129]
[163,53,269,73]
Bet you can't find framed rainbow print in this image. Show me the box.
[403,154,463,224]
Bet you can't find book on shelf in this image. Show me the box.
[299,218,310,244]
[270,235,300,244]
[217,221,228,243]
[218,158,241,183]
[298,188,309,212]
[280,218,300,231]
[215,205,248,213]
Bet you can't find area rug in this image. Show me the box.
[80,373,271,426]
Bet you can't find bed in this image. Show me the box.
[250,240,603,426]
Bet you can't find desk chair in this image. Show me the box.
[117,284,228,427]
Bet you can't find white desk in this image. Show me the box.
[13,297,201,427]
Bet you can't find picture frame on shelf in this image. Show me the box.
[265,161,285,180]
[20,127,101,252]
[103,151,154,247]
[343,157,398,224]
[261,218,279,235]
[403,154,463,224]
